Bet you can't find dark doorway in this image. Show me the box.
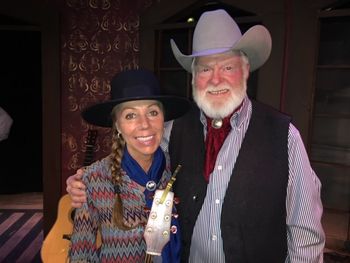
[0,30,42,193]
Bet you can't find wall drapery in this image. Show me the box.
[60,0,153,191]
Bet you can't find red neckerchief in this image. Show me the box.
[203,103,243,182]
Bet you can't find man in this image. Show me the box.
[67,9,325,262]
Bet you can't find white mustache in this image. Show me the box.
[193,83,247,119]
[206,84,231,93]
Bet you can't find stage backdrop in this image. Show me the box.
[60,0,154,192]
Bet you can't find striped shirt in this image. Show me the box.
[161,97,325,262]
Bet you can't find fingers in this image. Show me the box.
[68,187,87,208]
[66,170,86,194]
[67,179,86,192]
[71,194,86,209]
[66,168,88,208]
[71,202,82,209]
[76,168,85,178]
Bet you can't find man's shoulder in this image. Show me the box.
[251,99,292,122]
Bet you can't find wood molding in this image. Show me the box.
[0,1,61,236]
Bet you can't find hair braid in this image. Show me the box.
[110,127,124,185]
[110,123,135,230]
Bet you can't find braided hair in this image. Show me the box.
[109,105,134,230]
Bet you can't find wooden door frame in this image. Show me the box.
[0,1,61,235]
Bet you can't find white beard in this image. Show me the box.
[193,82,247,119]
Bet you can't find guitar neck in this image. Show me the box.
[83,130,98,166]
[83,144,95,166]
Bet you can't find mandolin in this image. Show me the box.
[143,165,180,263]
[41,129,99,262]
[144,189,174,263]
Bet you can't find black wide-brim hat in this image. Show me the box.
[82,69,191,127]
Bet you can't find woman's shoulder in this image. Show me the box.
[82,155,112,183]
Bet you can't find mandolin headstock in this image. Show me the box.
[143,189,174,256]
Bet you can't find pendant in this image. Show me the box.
[146,180,157,191]
[211,119,223,129]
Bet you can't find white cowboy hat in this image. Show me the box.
[170,9,272,72]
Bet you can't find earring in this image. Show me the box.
[117,131,121,139]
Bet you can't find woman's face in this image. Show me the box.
[115,100,164,163]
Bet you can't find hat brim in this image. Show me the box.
[82,96,191,127]
[171,25,272,73]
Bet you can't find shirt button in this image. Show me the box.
[211,234,217,241]
[217,165,222,170]
[215,199,220,204]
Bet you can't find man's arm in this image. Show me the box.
[67,120,176,208]
[286,124,325,262]
[66,168,87,208]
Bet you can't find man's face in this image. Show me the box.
[193,52,249,119]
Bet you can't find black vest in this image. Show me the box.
[169,101,290,262]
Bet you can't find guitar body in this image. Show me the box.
[41,130,99,262]
[41,194,74,262]
[41,195,102,262]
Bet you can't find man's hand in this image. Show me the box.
[66,168,87,208]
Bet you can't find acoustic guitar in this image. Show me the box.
[41,130,99,262]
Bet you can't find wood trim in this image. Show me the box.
[0,1,62,236]
[41,9,61,236]
[319,8,350,18]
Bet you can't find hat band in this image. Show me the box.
[192,47,233,58]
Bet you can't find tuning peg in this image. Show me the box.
[172,213,179,219]
[173,197,180,204]
[170,225,177,234]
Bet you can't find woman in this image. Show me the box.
[69,69,190,262]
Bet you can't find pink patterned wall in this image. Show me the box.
[60,0,153,193]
